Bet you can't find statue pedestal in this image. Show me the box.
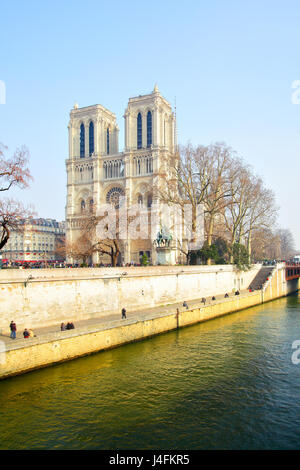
[156,245,176,265]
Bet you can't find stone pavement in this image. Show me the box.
[1,289,250,347]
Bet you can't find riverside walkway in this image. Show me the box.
[1,289,249,350]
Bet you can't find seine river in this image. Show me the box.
[1,294,300,450]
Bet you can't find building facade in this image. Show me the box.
[66,85,180,265]
[0,218,65,265]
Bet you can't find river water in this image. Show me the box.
[0,294,300,450]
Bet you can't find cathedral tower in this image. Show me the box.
[65,86,178,265]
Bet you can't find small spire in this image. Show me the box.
[153,83,159,93]
[174,96,178,151]
[74,102,79,109]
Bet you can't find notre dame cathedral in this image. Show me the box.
[65,85,180,265]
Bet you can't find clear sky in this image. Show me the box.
[1,0,300,246]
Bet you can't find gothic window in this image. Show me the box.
[137,113,142,149]
[80,200,85,213]
[120,160,125,177]
[80,123,85,158]
[103,159,125,179]
[138,194,143,205]
[146,156,153,174]
[105,161,109,179]
[147,194,152,208]
[89,199,94,213]
[107,128,110,155]
[106,187,125,209]
[89,121,94,156]
[147,111,152,147]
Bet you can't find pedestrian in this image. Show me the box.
[201,297,206,305]
[212,296,216,301]
[10,321,17,339]
[23,328,30,339]
[224,293,229,298]
[61,322,66,331]
[121,307,126,319]
[183,301,188,309]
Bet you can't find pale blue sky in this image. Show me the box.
[1,0,300,246]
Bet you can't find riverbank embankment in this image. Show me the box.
[0,264,260,335]
[0,263,296,379]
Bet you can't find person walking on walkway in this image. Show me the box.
[121,308,127,319]
[10,321,17,339]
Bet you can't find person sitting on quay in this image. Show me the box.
[61,322,66,331]
[224,293,229,298]
[235,290,240,295]
[201,298,206,305]
[183,301,189,310]
[212,296,216,301]
[121,308,127,319]
[23,328,30,339]
[66,322,75,330]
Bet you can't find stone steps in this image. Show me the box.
[248,266,275,290]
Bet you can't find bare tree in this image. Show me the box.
[159,144,211,262]
[200,142,237,264]
[223,159,252,261]
[251,228,281,260]
[243,178,278,262]
[66,232,95,265]
[0,144,32,192]
[0,144,33,249]
[67,202,126,267]
[54,234,66,261]
[275,228,295,260]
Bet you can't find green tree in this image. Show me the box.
[141,253,148,266]
[231,243,250,270]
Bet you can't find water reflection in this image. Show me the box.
[0,295,300,449]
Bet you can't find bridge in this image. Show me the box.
[285,262,300,281]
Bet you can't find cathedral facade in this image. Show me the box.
[65,85,179,265]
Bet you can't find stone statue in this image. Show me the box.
[154,226,173,247]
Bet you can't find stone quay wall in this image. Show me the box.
[0,265,260,334]
[0,263,297,380]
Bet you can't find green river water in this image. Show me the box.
[0,294,300,450]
